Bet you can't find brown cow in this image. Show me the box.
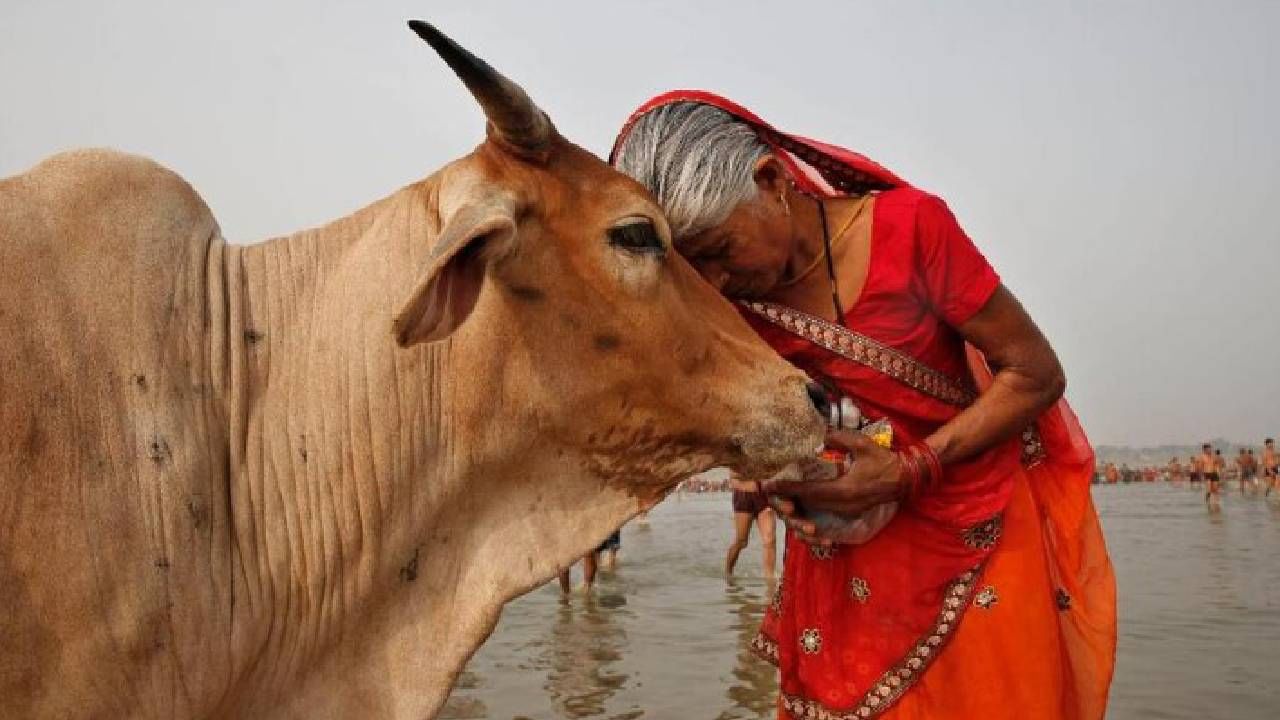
[0,21,825,719]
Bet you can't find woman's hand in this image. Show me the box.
[761,429,904,542]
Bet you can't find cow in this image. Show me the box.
[0,20,826,720]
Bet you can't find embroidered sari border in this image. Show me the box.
[777,563,988,720]
[751,632,779,666]
[741,301,977,407]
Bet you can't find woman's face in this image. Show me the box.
[677,161,796,299]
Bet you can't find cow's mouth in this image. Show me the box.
[726,420,826,478]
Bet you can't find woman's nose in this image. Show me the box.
[692,260,729,291]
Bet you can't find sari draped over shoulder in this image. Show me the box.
[615,92,1117,720]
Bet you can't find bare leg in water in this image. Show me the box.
[725,510,755,576]
[558,551,600,593]
[725,507,777,578]
[757,507,777,583]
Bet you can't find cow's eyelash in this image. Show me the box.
[608,222,666,255]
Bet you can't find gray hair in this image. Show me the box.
[613,102,770,240]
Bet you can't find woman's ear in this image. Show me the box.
[752,155,789,195]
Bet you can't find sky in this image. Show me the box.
[2,1,1277,446]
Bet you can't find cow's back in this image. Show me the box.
[0,149,235,717]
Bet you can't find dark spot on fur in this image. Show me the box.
[593,333,622,352]
[186,497,209,531]
[132,373,148,391]
[509,285,545,302]
[146,436,171,465]
[244,329,264,345]
[399,548,420,584]
[21,415,45,459]
[558,312,582,331]
[0,553,58,711]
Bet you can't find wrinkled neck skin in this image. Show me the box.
[216,181,648,719]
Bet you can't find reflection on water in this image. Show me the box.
[443,487,1280,719]
[721,580,778,720]
[545,597,632,718]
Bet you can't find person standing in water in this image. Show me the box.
[725,474,778,581]
[598,529,621,571]
[1104,462,1120,484]
[1236,447,1259,494]
[1201,444,1220,507]
[559,551,599,594]
[1263,438,1278,496]
[557,529,622,593]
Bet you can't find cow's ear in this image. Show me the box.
[393,198,516,347]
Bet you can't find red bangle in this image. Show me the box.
[897,443,944,500]
[918,443,943,493]
[897,447,921,499]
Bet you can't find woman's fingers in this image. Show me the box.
[762,477,845,503]
[780,514,821,542]
[769,496,797,517]
[787,518,832,546]
[823,428,880,454]
[770,498,818,536]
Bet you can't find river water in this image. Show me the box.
[441,484,1280,719]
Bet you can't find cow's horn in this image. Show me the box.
[409,20,553,159]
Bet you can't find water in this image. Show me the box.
[1102,484,1280,719]
[442,485,1280,719]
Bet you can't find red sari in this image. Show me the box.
[613,92,1116,720]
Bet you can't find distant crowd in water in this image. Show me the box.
[677,476,734,493]
[1096,438,1278,508]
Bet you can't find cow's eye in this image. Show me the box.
[608,220,665,256]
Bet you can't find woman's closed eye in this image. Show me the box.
[687,235,731,263]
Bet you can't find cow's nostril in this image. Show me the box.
[805,382,831,422]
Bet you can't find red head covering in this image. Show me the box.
[610,90,909,198]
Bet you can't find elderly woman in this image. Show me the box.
[611,92,1116,720]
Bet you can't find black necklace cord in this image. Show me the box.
[816,198,846,326]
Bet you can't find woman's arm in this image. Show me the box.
[763,284,1064,529]
[925,284,1065,464]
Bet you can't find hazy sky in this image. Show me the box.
[3,1,1277,446]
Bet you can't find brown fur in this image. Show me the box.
[0,124,822,717]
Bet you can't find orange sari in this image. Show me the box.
[613,91,1117,719]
